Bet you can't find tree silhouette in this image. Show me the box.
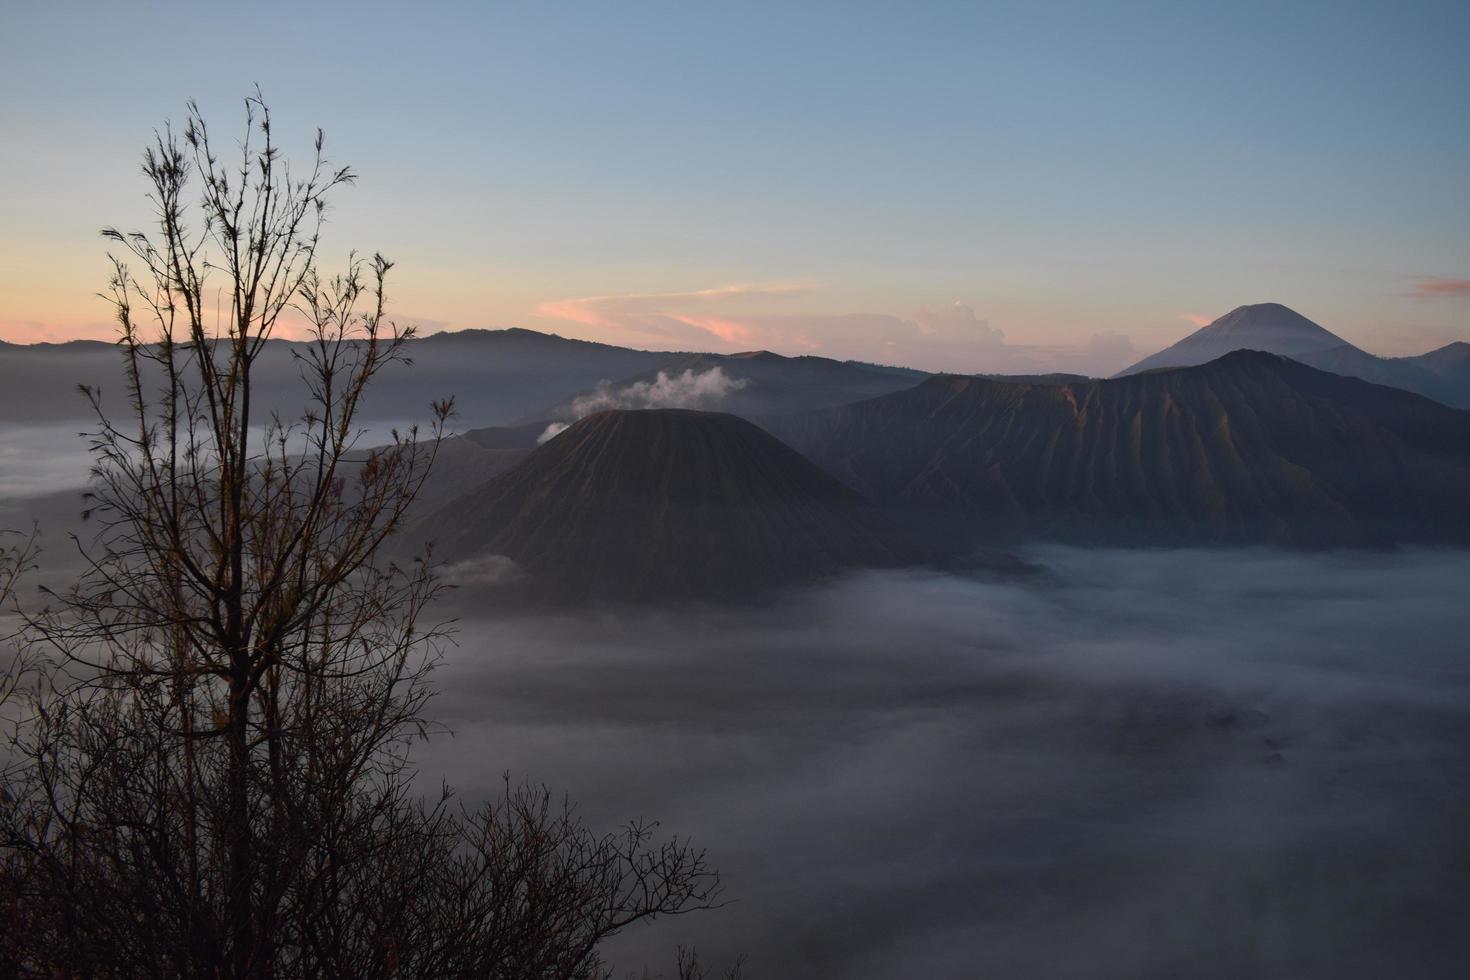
[0,92,733,979]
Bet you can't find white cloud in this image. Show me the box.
[441,555,523,587]
[911,302,1005,345]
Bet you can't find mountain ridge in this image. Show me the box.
[769,349,1470,547]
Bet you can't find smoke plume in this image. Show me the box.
[538,367,749,443]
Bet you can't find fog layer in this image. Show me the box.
[7,424,1468,977]
[424,548,1470,979]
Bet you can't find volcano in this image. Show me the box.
[413,408,911,601]
[1120,303,1348,372]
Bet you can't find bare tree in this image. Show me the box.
[0,93,728,979]
[0,528,38,705]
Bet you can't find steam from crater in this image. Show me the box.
[537,367,749,443]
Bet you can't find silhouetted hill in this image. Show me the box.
[1118,304,1468,407]
[1400,341,1470,387]
[413,409,909,600]
[0,329,678,426]
[770,351,1470,546]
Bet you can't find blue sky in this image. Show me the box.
[3,0,1467,372]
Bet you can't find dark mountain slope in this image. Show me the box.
[770,351,1470,546]
[413,409,909,600]
[398,435,530,514]
[980,372,1093,386]
[1118,303,1467,407]
[460,420,551,451]
[1297,344,1460,406]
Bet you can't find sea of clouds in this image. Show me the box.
[423,547,1470,979]
[8,418,1470,978]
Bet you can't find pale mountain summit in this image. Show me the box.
[1117,303,1470,407]
[1118,303,1354,375]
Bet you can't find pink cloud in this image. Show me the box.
[534,297,620,329]
[535,283,813,330]
[665,314,754,345]
[1180,313,1213,327]
[1412,278,1470,297]
[534,284,1134,376]
[533,283,822,351]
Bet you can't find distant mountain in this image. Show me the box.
[770,350,1470,546]
[526,349,927,424]
[1117,303,1468,407]
[0,340,126,422]
[412,409,910,601]
[329,328,681,424]
[1400,341,1470,384]
[0,328,678,426]
[459,420,552,451]
[1122,304,1347,370]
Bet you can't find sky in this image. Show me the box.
[2,0,1468,374]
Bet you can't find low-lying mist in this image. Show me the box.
[7,429,1468,976]
[421,547,1470,979]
